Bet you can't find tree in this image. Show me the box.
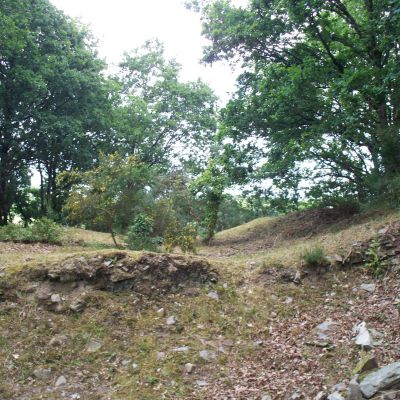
[113,40,218,167]
[197,0,400,200]
[0,0,108,224]
[191,158,229,243]
[63,153,154,247]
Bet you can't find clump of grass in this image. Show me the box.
[365,239,384,277]
[302,246,328,268]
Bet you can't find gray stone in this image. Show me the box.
[69,298,86,313]
[55,375,67,386]
[348,377,363,400]
[293,270,302,284]
[284,297,294,304]
[360,283,376,293]
[327,392,345,400]
[207,291,219,300]
[33,367,52,380]
[86,339,102,353]
[331,382,347,392]
[360,362,400,398]
[354,322,374,350]
[49,334,69,347]
[166,316,177,325]
[199,350,217,362]
[173,346,189,353]
[314,392,327,400]
[196,380,208,387]
[157,352,166,360]
[261,395,272,400]
[314,319,337,341]
[184,363,195,374]
[50,293,62,303]
[131,363,139,371]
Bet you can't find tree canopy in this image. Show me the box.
[198,0,400,201]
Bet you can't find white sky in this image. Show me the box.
[50,0,248,103]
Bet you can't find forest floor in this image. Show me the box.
[0,207,399,399]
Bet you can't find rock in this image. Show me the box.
[354,322,374,350]
[167,265,178,274]
[196,380,208,387]
[327,392,345,400]
[131,363,139,371]
[261,395,272,400]
[48,334,69,347]
[166,316,177,325]
[86,339,102,353]
[157,352,166,360]
[348,376,364,400]
[284,297,294,304]
[207,291,219,300]
[173,346,189,353]
[33,367,52,380]
[55,375,67,386]
[50,293,62,303]
[35,287,52,300]
[360,283,376,293]
[184,363,195,374]
[313,319,337,341]
[69,298,86,313]
[331,382,347,392]
[288,392,302,399]
[314,392,327,400]
[199,350,217,362]
[353,355,379,375]
[359,362,400,398]
[293,270,302,284]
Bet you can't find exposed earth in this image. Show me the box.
[0,208,399,399]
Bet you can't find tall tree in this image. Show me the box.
[0,0,108,224]
[113,40,218,168]
[197,0,400,199]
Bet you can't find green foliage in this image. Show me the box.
[0,218,61,244]
[191,158,228,243]
[0,0,109,224]
[127,214,160,252]
[365,240,384,277]
[198,0,400,202]
[302,246,328,268]
[164,221,198,254]
[64,153,154,246]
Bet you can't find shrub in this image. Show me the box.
[365,239,384,277]
[164,221,197,253]
[302,246,328,268]
[127,214,160,252]
[0,217,61,244]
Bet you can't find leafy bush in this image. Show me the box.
[0,218,61,244]
[302,246,328,268]
[164,221,197,253]
[127,214,160,252]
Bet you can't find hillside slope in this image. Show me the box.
[0,208,399,399]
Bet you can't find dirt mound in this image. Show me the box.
[16,252,218,312]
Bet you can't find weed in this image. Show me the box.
[365,239,384,276]
[302,246,328,268]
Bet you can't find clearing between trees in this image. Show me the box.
[0,207,399,399]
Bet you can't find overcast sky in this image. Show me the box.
[50,0,248,103]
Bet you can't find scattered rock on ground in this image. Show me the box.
[354,322,374,350]
[55,375,67,386]
[33,367,52,380]
[86,339,102,353]
[359,361,400,398]
[207,291,219,300]
[199,350,217,362]
[360,283,376,293]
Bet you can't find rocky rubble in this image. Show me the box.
[335,222,400,270]
[23,252,218,313]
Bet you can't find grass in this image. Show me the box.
[0,207,399,398]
